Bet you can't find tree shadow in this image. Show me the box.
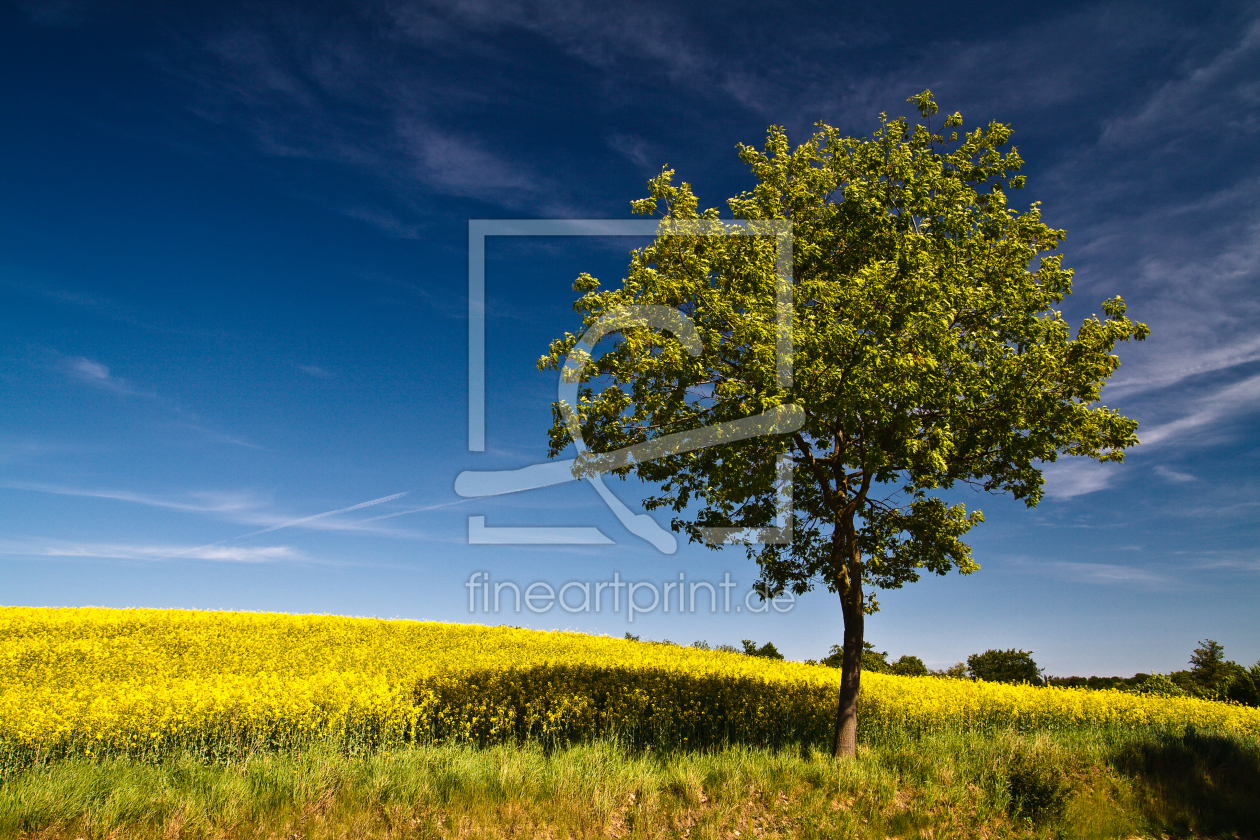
[1111,728,1260,837]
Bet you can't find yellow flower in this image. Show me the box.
[2,605,1257,762]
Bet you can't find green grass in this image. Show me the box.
[2,726,1257,839]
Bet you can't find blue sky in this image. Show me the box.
[2,0,1258,676]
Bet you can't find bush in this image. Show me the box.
[1127,674,1187,698]
[818,642,890,672]
[740,640,784,660]
[1128,675,1184,700]
[930,662,969,679]
[889,655,928,677]
[1002,745,1071,825]
[1225,667,1260,708]
[967,649,1043,685]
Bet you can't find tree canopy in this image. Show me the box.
[540,91,1148,756]
[967,648,1044,685]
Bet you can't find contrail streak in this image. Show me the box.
[231,492,410,539]
[145,491,409,563]
[352,498,471,523]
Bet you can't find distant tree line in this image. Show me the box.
[630,634,1258,707]
[1047,640,1260,705]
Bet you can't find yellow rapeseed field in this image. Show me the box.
[2,606,1257,766]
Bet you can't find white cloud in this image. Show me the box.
[177,424,264,450]
[15,0,88,27]
[298,364,333,378]
[2,482,265,513]
[66,356,151,396]
[395,122,541,200]
[1154,464,1197,483]
[411,0,709,78]
[72,358,109,380]
[180,16,553,222]
[1137,372,1260,448]
[0,539,303,563]
[0,482,424,537]
[1048,560,1165,586]
[1098,18,1260,149]
[1104,332,1260,400]
[1040,460,1122,499]
[57,355,260,448]
[226,491,408,540]
[1187,551,1260,573]
[606,133,655,171]
[185,545,301,562]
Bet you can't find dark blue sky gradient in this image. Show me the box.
[2,0,1258,675]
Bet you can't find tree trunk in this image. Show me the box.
[831,528,864,758]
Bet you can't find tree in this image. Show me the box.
[820,641,889,672]
[930,662,969,679]
[967,648,1043,685]
[741,639,784,659]
[890,654,928,677]
[539,91,1148,757]
[862,645,891,673]
[1185,639,1258,704]
[1189,639,1228,695]
[1223,664,1259,707]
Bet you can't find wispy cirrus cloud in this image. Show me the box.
[605,133,656,172]
[14,0,89,27]
[1154,464,1197,484]
[0,481,439,540]
[67,356,151,397]
[1007,553,1169,586]
[176,423,265,450]
[2,481,265,513]
[0,273,232,339]
[177,10,554,221]
[1136,372,1260,448]
[46,349,262,449]
[1096,17,1260,150]
[0,538,305,563]
[1040,368,1260,496]
[224,491,409,540]
[1040,460,1123,499]
[1047,561,1167,587]
[1182,550,1260,574]
[1104,331,1260,400]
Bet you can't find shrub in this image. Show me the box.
[890,655,928,677]
[1225,667,1260,708]
[967,649,1043,685]
[1126,674,1186,698]
[740,640,784,660]
[818,642,889,672]
[1002,745,1071,825]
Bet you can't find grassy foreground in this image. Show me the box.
[4,727,1259,839]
